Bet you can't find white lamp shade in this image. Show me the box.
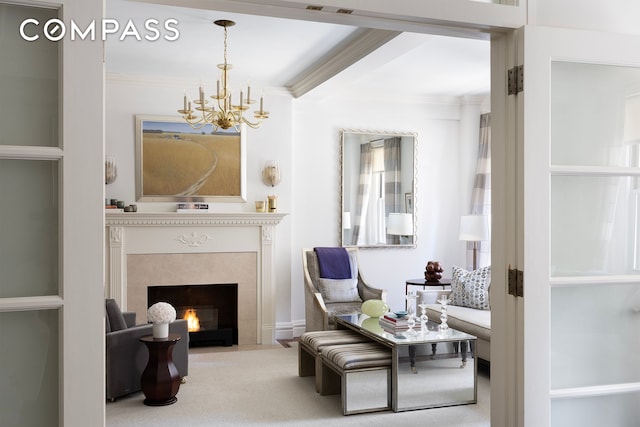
[387,213,413,236]
[459,215,490,241]
[342,212,352,229]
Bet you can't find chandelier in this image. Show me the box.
[178,19,269,131]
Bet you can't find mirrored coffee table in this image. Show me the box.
[335,313,477,412]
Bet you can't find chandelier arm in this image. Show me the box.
[240,117,265,129]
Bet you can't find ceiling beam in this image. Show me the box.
[286,28,400,99]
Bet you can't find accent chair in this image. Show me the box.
[302,247,387,331]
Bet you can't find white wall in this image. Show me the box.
[105,74,487,337]
[105,75,293,334]
[291,95,487,319]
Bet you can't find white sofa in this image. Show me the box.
[419,292,491,363]
[420,265,491,364]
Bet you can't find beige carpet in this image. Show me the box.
[106,343,490,426]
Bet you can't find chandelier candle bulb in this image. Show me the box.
[183,94,187,112]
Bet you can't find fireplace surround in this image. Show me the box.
[105,212,286,345]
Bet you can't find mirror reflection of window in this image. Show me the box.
[352,138,402,245]
[341,130,416,248]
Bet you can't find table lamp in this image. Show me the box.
[459,214,490,270]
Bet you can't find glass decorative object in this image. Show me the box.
[418,303,429,333]
[405,291,417,336]
[438,294,450,331]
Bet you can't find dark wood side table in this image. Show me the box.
[139,333,181,406]
[406,278,452,292]
[406,278,452,308]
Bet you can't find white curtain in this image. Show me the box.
[352,143,372,245]
[466,113,491,269]
[384,137,402,244]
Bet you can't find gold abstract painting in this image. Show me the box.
[135,116,246,202]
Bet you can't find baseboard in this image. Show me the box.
[275,319,306,340]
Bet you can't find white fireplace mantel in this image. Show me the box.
[105,212,287,344]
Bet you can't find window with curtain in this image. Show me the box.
[466,113,491,269]
[352,137,402,245]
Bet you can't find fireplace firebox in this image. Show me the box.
[148,284,238,347]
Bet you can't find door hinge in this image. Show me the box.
[507,65,524,95]
[508,266,524,297]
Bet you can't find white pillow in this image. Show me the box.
[317,278,361,303]
[450,265,491,310]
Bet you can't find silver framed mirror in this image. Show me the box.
[340,129,417,248]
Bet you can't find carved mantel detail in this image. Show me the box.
[177,231,213,247]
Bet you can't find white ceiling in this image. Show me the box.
[106,0,490,100]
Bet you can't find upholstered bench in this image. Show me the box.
[318,342,392,415]
[298,330,372,392]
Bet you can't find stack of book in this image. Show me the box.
[378,313,421,334]
[176,203,210,213]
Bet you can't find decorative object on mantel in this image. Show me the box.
[255,200,266,212]
[261,160,281,187]
[105,156,117,184]
[177,20,269,131]
[267,194,278,212]
[425,261,444,282]
[105,198,135,212]
[147,302,177,339]
[176,202,210,213]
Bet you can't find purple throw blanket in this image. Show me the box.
[314,247,352,279]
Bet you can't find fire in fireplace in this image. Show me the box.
[148,283,238,347]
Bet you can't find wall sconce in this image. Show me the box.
[105,156,117,185]
[262,160,281,187]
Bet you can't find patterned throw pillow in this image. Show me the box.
[450,265,491,310]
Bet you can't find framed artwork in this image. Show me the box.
[405,192,413,213]
[135,115,246,202]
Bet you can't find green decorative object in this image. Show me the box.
[361,317,384,333]
[361,299,389,318]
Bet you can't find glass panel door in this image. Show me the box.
[548,61,640,427]
[0,4,60,426]
[522,26,640,427]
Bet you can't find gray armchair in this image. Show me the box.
[105,299,189,401]
[302,247,387,331]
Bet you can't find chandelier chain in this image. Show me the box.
[223,25,228,67]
